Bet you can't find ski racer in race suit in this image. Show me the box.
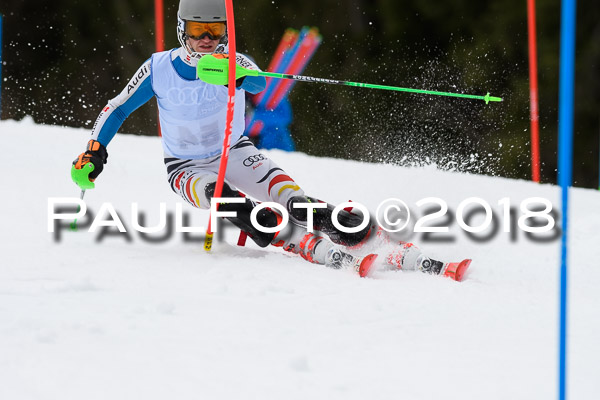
[72,0,470,279]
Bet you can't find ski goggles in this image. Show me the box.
[185,21,227,40]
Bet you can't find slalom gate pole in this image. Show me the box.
[254,28,298,106]
[528,0,541,182]
[154,0,164,52]
[197,56,503,104]
[0,13,3,118]
[204,0,237,252]
[557,0,577,399]
[256,28,306,109]
[267,28,322,110]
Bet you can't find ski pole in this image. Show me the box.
[70,163,95,231]
[70,189,86,231]
[197,54,503,104]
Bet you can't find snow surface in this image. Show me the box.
[0,118,599,400]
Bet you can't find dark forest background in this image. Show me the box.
[1,0,599,187]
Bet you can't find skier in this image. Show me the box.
[71,0,470,280]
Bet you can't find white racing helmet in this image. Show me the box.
[177,0,228,59]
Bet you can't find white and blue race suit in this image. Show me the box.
[89,47,305,209]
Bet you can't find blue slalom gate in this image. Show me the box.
[557,0,577,399]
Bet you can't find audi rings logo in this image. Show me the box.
[243,154,266,167]
[166,86,223,106]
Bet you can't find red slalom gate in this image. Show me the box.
[527,0,541,182]
[254,29,298,106]
[266,29,321,110]
[154,0,164,52]
[204,0,237,251]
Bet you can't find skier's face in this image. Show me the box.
[187,35,220,54]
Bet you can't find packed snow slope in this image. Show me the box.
[1,118,599,400]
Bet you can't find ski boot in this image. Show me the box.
[274,226,378,277]
[287,196,372,247]
[415,255,471,282]
[325,246,379,278]
[385,242,471,282]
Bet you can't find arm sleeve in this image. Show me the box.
[235,53,267,95]
[90,59,155,146]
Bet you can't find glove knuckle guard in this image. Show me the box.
[73,140,108,180]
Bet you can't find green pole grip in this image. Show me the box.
[71,163,95,190]
[196,55,258,85]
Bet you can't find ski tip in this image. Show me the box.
[443,259,472,282]
[358,254,379,278]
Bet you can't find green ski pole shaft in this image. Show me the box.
[258,71,503,104]
[196,55,503,104]
[70,189,86,231]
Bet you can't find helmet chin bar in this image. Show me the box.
[177,30,205,60]
[185,37,209,59]
[177,16,228,60]
[181,37,228,60]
